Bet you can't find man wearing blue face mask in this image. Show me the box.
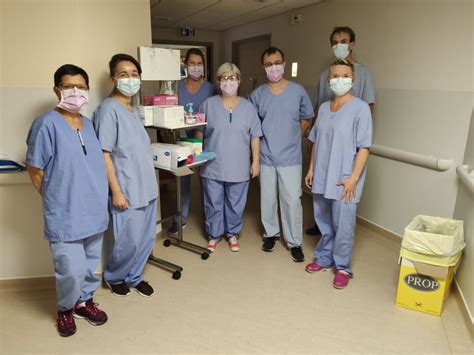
[93,54,158,298]
[305,26,375,236]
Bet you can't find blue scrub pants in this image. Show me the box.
[104,199,157,287]
[49,233,103,311]
[313,194,357,274]
[201,177,249,240]
[260,165,303,248]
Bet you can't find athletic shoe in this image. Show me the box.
[167,221,186,236]
[134,281,154,297]
[207,239,219,253]
[261,237,279,252]
[57,309,76,337]
[227,235,240,252]
[305,262,333,273]
[106,281,131,297]
[333,271,352,289]
[73,299,108,326]
[305,224,321,236]
[290,246,305,262]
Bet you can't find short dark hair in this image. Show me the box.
[184,48,205,66]
[54,64,89,88]
[329,59,354,74]
[330,26,356,43]
[260,47,285,64]
[109,53,142,77]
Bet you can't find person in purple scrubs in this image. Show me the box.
[305,59,372,289]
[196,62,262,253]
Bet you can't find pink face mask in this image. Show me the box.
[265,64,284,83]
[57,88,88,113]
[220,80,239,97]
[188,65,204,80]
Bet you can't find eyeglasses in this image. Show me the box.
[263,61,284,68]
[219,75,239,82]
[58,84,88,91]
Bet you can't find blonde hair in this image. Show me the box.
[216,62,241,81]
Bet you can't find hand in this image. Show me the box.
[337,177,358,203]
[112,191,129,210]
[306,142,314,156]
[250,161,260,178]
[305,170,313,189]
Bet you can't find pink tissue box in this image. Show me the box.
[144,95,178,106]
[196,113,205,123]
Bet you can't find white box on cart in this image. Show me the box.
[153,105,184,127]
[137,105,154,126]
[151,143,192,170]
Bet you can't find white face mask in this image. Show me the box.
[332,43,350,59]
[329,77,353,96]
[116,77,141,97]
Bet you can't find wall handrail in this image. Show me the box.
[456,165,474,193]
[370,144,452,172]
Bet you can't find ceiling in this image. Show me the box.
[150,0,322,31]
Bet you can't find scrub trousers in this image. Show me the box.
[313,194,357,274]
[201,177,250,240]
[104,199,157,287]
[260,165,303,248]
[49,233,103,312]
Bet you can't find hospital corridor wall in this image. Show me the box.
[218,0,474,322]
[0,0,154,278]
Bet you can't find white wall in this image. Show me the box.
[221,0,473,319]
[0,0,152,279]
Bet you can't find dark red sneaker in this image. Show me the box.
[57,309,76,337]
[73,299,108,326]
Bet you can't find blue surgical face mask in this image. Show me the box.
[116,77,141,97]
[329,77,353,96]
[332,43,350,59]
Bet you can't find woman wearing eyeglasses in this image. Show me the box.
[93,54,158,298]
[26,64,109,337]
[195,62,262,253]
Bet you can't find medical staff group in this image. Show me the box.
[25,26,374,337]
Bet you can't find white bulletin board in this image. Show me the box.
[138,46,181,81]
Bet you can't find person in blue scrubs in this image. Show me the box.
[305,26,375,236]
[167,48,217,236]
[305,59,372,289]
[93,54,158,298]
[26,65,108,337]
[195,62,262,253]
[248,47,314,262]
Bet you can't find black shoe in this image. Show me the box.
[73,299,108,326]
[262,237,279,252]
[106,281,131,297]
[305,224,321,236]
[134,281,154,297]
[290,246,305,262]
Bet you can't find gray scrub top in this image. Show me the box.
[199,95,262,183]
[308,97,372,203]
[248,81,314,167]
[26,110,109,242]
[93,98,158,211]
[317,63,375,106]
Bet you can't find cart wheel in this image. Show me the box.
[172,271,181,280]
[163,239,171,247]
[201,252,210,260]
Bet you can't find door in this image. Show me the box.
[232,34,271,98]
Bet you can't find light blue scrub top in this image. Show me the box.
[178,79,217,138]
[248,81,314,167]
[26,110,109,242]
[317,63,375,105]
[93,98,158,212]
[198,95,262,183]
[308,97,372,203]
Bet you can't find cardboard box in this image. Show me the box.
[153,105,184,127]
[143,95,178,106]
[395,256,460,316]
[151,143,192,170]
[137,105,154,126]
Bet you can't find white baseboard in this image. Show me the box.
[454,279,474,325]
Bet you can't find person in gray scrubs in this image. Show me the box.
[249,47,314,262]
[306,26,375,236]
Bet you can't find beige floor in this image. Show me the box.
[0,179,472,354]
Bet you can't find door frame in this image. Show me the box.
[231,33,271,68]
